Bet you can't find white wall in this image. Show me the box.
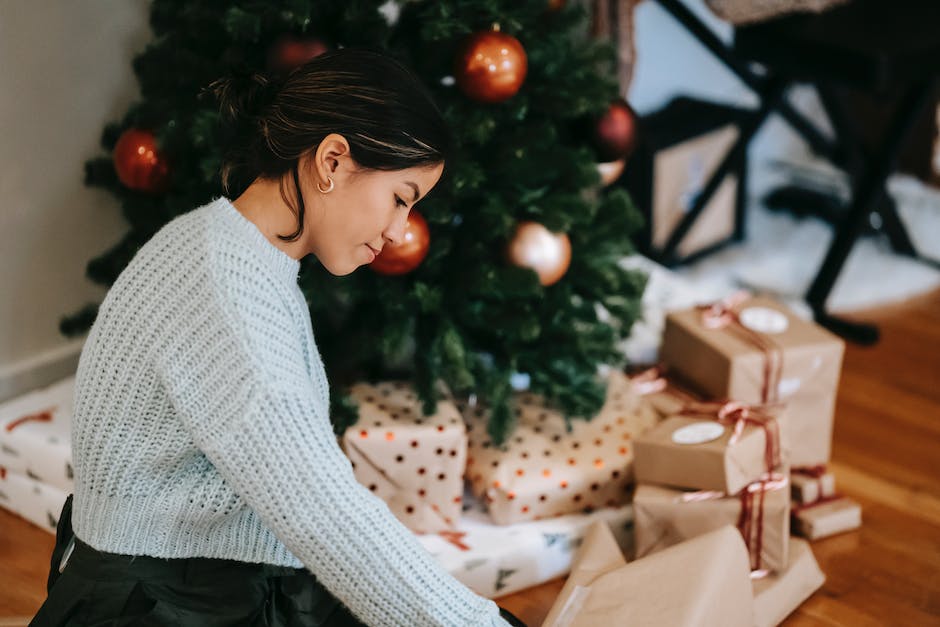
[0,1,151,401]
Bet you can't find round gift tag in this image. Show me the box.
[738,306,789,334]
[672,422,725,445]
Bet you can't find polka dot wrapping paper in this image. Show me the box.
[0,376,75,493]
[460,371,660,525]
[341,381,468,534]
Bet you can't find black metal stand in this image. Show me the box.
[652,0,939,344]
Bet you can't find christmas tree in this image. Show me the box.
[62,0,646,444]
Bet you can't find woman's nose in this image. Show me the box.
[383,212,409,246]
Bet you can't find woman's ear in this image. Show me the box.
[312,133,352,183]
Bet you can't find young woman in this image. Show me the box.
[32,48,524,627]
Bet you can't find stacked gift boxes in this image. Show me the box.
[657,293,861,542]
[619,292,861,624]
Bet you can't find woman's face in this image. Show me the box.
[301,135,444,276]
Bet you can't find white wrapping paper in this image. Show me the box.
[417,488,633,598]
[0,377,75,492]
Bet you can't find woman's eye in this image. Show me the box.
[395,196,408,208]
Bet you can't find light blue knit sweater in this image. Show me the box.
[71,197,510,626]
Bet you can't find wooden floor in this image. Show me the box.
[2,290,939,625]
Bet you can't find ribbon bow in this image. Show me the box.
[678,400,782,473]
[696,291,783,405]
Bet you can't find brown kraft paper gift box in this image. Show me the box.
[542,522,755,627]
[792,496,862,540]
[790,466,836,504]
[660,294,844,466]
[341,381,467,534]
[462,371,660,525]
[752,537,826,627]
[633,401,786,495]
[634,471,791,572]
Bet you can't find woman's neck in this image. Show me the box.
[231,178,310,261]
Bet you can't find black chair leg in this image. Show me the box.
[806,81,935,342]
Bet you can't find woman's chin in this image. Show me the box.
[325,259,360,276]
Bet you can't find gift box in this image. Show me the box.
[790,466,836,504]
[341,381,467,533]
[752,537,825,627]
[634,472,791,572]
[660,294,844,466]
[0,466,68,534]
[0,377,75,493]
[792,496,861,540]
[416,488,633,599]
[462,371,660,525]
[634,401,786,495]
[542,522,755,627]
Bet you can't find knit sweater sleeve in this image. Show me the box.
[153,246,511,627]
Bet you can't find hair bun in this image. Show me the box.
[205,71,281,127]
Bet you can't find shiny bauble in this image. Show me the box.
[507,221,571,286]
[267,36,328,72]
[593,98,638,162]
[370,210,430,275]
[112,129,170,193]
[454,28,527,103]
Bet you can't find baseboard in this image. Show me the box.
[0,339,85,404]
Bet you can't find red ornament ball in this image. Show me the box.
[593,99,638,162]
[507,221,571,286]
[454,28,527,104]
[267,35,328,73]
[370,210,430,275]
[112,129,170,193]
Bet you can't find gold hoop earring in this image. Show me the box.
[317,177,334,193]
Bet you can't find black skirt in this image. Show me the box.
[31,495,527,627]
[30,494,367,626]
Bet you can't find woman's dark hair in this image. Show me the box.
[208,48,452,242]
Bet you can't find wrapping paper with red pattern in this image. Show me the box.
[0,377,75,492]
[0,466,68,534]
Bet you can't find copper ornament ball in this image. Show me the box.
[112,128,170,193]
[454,29,528,104]
[507,221,572,286]
[369,210,430,275]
